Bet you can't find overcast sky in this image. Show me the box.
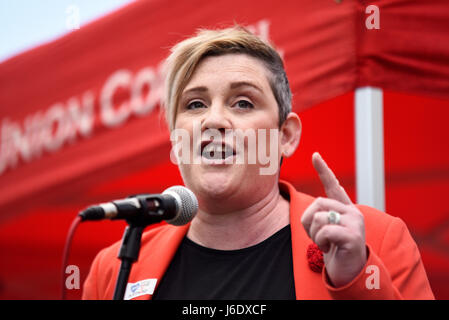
[0,0,134,62]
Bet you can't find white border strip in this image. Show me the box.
[355,87,385,211]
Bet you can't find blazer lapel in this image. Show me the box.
[280,180,330,299]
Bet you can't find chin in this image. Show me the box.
[181,166,240,205]
[179,164,270,211]
[196,171,237,199]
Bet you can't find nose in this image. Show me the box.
[201,102,232,133]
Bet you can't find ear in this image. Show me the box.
[279,112,301,158]
[169,144,179,165]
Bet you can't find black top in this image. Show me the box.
[152,225,296,300]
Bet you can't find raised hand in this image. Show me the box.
[301,152,367,287]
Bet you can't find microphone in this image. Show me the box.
[78,186,198,226]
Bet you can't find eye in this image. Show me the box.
[234,100,254,109]
[186,101,207,110]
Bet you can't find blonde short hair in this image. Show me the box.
[162,26,292,131]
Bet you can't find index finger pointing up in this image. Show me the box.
[312,152,352,205]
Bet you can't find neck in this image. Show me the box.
[186,183,290,250]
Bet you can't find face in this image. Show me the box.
[173,53,293,213]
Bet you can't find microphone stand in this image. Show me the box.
[112,195,164,300]
[113,223,145,300]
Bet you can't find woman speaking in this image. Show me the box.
[82,26,434,300]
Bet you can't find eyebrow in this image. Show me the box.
[182,86,208,95]
[230,81,263,93]
[182,81,263,96]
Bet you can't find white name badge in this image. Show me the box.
[124,278,158,300]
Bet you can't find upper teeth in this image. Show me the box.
[204,145,224,153]
[201,144,234,159]
[204,144,232,152]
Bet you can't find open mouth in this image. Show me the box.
[200,141,236,161]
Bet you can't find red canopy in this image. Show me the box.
[0,0,448,299]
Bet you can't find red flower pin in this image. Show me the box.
[307,243,324,273]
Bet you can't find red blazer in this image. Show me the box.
[82,180,434,300]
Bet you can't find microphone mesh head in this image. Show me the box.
[162,186,198,226]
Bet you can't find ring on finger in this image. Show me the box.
[327,210,341,225]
